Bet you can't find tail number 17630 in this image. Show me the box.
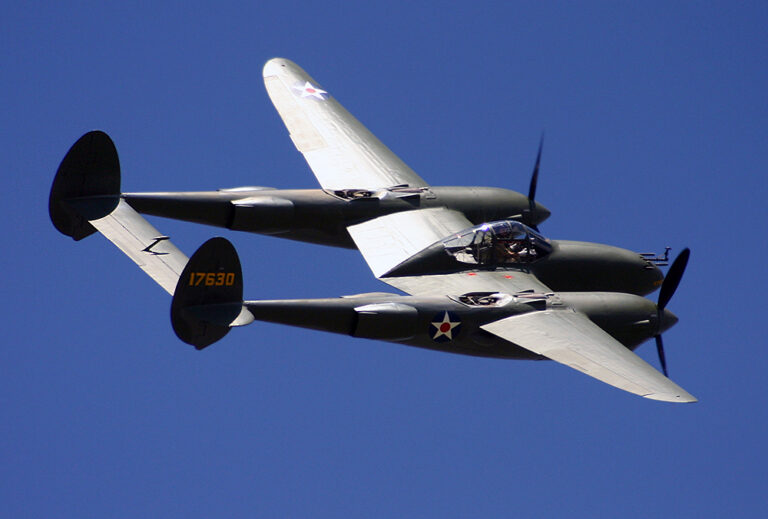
[189,272,235,286]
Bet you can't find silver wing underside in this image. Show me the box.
[263,58,428,190]
[482,309,697,402]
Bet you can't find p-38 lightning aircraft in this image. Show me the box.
[50,58,695,402]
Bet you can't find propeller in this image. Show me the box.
[522,134,544,231]
[654,247,690,377]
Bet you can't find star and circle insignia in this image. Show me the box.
[429,311,461,343]
[293,81,328,100]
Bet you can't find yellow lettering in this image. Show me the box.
[189,272,236,287]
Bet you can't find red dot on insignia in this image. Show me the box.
[307,88,316,93]
[504,275,514,279]
[440,323,451,333]
[467,272,477,276]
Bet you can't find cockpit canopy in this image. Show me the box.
[382,220,553,277]
[442,220,552,266]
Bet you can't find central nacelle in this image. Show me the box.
[383,219,554,277]
[382,219,664,296]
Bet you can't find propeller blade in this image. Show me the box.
[655,335,669,377]
[654,248,689,376]
[658,248,690,310]
[524,135,544,231]
[528,135,543,203]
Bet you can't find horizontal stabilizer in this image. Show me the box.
[50,131,189,294]
[171,237,254,349]
[79,198,188,294]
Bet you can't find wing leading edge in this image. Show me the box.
[263,58,428,190]
[481,309,697,402]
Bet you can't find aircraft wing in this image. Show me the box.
[382,269,551,296]
[481,309,697,402]
[347,208,696,402]
[67,198,188,295]
[344,197,695,401]
[347,207,552,292]
[347,207,474,278]
[263,58,428,190]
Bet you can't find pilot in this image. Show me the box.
[493,239,521,263]
[515,240,537,261]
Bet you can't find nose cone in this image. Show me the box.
[659,308,679,334]
[538,241,667,295]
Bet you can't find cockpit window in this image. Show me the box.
[442,220,552,266]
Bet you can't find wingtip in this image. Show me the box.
[263,57,301,78]
[644,391,698,403]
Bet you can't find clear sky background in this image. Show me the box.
[3,2,767,517]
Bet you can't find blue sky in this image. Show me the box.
[3,2,767,517]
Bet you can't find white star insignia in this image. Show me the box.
[293,81,328,100]
[431,312,461,341]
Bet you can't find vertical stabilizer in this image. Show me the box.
[171,238,252,349]
[49,130,120,240]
